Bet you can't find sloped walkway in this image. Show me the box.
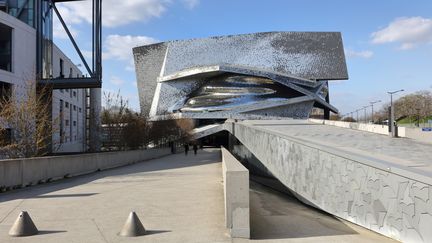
[0,148,229,243]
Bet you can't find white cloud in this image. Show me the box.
[56,0,200,28]
[345,49,374,59]
[182,0,200,9]
[104,35,158,60]
[103,34,158,71]
[110,76,126,86]
[53,17,78,39]
[57,0,169,28]
[371,16,432,50]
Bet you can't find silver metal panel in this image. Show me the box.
[133,31,348,119]
[162,32,348,81]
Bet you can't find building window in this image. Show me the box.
[73,121,76,126]
[4,0,35,27]
[65,119,69,126]
[65,89,69,93]
[0,128,12,146]
[73,91,76,97]
[59,59,64,78]
[65,102,69,108]
[0,81,12,103]
[73,105,76,111]
[0,1,7,12]
[60,99,64,143]
[79,107,82,113]
[60,89,64,93]
[0,23,12,72]
[69,67,73,78]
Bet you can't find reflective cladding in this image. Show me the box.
[41,0,53,79]
[5,0,35,27]
[318,81,329,100]
[180,75,303,112]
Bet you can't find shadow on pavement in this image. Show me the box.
[0,148,221,203]
[250,180,358,240]
[37,230,67,235]
[33,193,98,198]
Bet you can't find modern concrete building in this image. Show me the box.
[0,2,89,153]
[51,45,87,152]
[133,32,348,121]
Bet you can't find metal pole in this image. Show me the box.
[370,100,381,124]
[390,94,394,136]
[51,1,93,76]
[364,107,367,123]
[356,110,359,122]
[388,90,404,137]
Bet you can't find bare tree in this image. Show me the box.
[101,90,195,150]
[0,81,59,158]
[101,90,129,150]
[375,90,432,124]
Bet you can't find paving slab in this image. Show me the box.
[0,149,229,243]
[0,147,399,242]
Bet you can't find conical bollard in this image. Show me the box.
[119,211,146,237]
[9,211,38,237]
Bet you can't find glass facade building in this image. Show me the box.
[3,0,35,27]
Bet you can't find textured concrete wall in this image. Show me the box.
[224,122,432,243]
[221,147,250,239]
[0,148,171,189]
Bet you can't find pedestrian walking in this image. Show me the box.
[184,144,189,156]
[193,144,198,155]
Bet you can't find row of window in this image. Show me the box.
[60,88,80,100]
[62,101,82,112]
[64,119,77,127]
[59,98,82,144]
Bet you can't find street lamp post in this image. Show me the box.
[363,106,368,123]
[370,100,381,123]
[387,89,404,137]
[356,109,359,122]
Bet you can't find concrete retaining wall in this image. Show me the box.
[404,127,432,144]
[221,147,250,239]
[0,148,171,189]
[224,122,432,243]
[311,119,432,144]
[309,119,393,136]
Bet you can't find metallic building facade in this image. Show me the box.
[133,32,348,120]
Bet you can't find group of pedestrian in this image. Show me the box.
[184,143,198,156]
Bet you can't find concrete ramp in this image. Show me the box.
[191,124,225,140]
[223,120,432,243]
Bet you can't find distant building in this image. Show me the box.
[0,2,87,153]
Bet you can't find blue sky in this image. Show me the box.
[54,0,432,115]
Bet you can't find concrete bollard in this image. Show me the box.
[9,211,39,237]
[119,211,146,237]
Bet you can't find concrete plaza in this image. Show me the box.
[0,148,395,242]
